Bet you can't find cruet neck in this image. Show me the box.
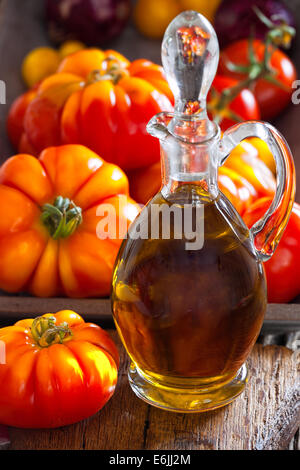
[159,127,220,199]
[147,110,219,144]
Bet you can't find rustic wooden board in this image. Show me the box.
[0,295,113,323]
[0,296,299,331]
[6,330,299,450]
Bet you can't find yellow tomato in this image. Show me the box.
[179,0,222,22]
[58,40,85,59]
[22,47,61,88]
[134,0,182,39]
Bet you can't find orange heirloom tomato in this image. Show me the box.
[218,166,258,216]
[224,139,276,198]
[0,310,119,428]
[247,137,276,174]
[0,144,140,297]
[7,49,174,171]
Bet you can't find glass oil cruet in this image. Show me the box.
[111,10,295,412]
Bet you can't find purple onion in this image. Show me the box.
[46,0,131,46]
[214,0,296,48]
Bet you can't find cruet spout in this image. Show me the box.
[146,112,174,141]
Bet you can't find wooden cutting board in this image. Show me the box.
[6,330,299,451]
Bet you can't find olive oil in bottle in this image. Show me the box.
[112,185,266,411]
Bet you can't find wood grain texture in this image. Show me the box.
[144,344,300,450]
[0,295,300,325]
[8,331,300,450]
[0,295,113,324]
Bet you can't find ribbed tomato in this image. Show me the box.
[7,49,174,170]
[0,144,140,297]
[0,310,119,428]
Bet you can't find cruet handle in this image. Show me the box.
[218,121,296,261]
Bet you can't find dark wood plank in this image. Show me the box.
[261,304,300,333]
[8,331,300,450]
[0,295,114,324]
[0,296,299,331]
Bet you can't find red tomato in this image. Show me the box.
[208,75,260,130]
[6,88,37,148]
[243,197,300,303]
[219,39,297,120]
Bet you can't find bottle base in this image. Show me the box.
[128,362,248,413]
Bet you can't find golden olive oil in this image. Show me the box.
[112,185,266,393]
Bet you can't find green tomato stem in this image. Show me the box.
[31,316,73,348]
[41,196,82,239]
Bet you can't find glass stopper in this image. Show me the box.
[162,10,219,119]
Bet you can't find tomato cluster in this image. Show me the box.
[208,38,297,129]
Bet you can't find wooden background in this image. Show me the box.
[6,330,300,451]
[0,0,299,450]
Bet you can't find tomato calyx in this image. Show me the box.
[87,56,129,85]
[41,196,82,239]
[30,316,73,348]
[222,37,290,92]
